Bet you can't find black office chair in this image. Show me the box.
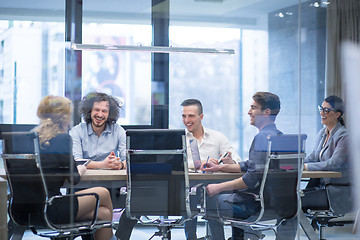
[217,134,307,239]
[121,129,200,240]
[303,182,355,240]
[1,131,112,240]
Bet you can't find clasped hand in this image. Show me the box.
[104,151,123,170]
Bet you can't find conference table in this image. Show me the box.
[62,169,341,191]
[0,168,343,183]
[0,169,342,240]
[80,169,341,181]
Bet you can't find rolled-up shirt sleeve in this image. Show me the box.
[241,151,267,189]
[239,160,249,172]
[69,127,83,160]
[241,134,269,189]
[117,125,127,161]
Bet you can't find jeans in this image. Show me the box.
[217,193,261,240]
[184,217,225,240]
[184,194,225,240]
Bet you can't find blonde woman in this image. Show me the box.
[34,95,114,240]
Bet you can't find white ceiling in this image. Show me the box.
[0,0,307,29]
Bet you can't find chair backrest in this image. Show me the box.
[1,131,49,227]
[256,134,307,222]
[125,129,191,219]
[0,124,37,133]
[0,124,37,154]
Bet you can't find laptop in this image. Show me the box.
[189,139,202,172]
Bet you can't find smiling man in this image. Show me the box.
[181,99,241,170]
[181,98,241,240]
[70,92,125,170]
[201,92,288,240]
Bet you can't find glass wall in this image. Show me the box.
[82,0,153,125]
[81,23,152,125]
[0,1,325,149]
[1,0,357,239]
[168,0,326,159]
[0,20,65,124]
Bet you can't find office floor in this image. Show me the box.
[21,222,358,240]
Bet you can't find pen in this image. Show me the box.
[218,152,229,164]
[203,156,209,174]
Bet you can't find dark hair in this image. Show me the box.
[79,92,122,124]
[180,99,203,115]
[252,92,281,121]
[324,95,345,126]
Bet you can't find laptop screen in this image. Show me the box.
[189,139,201,171]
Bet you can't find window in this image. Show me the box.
[0,21,65,124]
[81,23,152,125]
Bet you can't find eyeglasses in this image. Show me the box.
[318,105,336,114]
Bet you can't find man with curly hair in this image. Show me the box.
[70,91,126,170]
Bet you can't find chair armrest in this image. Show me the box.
[188,183,207,215]
[47,192,100,227]
[120,187,127,195]
[189,183,204,196]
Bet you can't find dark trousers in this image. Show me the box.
[185,192,225,240]
[115,212,138,240]
[216,193,260,240]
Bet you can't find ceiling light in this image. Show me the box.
[69,43,235,55]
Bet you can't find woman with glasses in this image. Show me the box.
[302,95,352,214]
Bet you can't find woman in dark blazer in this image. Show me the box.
[303,95,352,214]
[34,95,114,240]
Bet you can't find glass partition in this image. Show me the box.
[82,0,153,125]
[168,0,326,160]
[0,0,357,239]
[0,20,65,124]
[81,23,152,125]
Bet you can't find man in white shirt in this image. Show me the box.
[181,98,241,240]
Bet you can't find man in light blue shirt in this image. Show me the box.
[70,92,126,170]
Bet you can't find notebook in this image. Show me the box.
[189,139,202,172]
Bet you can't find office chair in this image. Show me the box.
[303,182,355,240]
[1,131,112,240]
[121,129,202,240]
[216,134,307,240]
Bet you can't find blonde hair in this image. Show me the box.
[34,95,72,146]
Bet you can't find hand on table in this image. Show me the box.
[77,164,87,176]
[219,152,235,164]
[201,160,221,172]
[104,151,123,170]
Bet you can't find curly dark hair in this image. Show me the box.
[79,92,122,124]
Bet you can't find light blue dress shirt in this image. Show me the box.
[70,122,126,161]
